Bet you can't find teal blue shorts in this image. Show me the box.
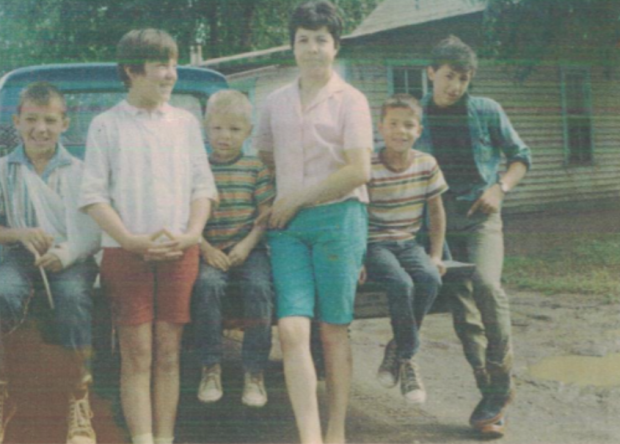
[267,200,367,325]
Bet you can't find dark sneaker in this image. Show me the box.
[470,389,515,428]
[478,417,507,440]
[0,385,16,444]
[377,340,399,388]
[399,359,426,404]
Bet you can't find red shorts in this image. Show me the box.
[101,246,199,326]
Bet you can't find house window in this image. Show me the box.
[561,68,593,164]
[390,66,427,99]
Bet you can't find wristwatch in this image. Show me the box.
[497,179,509,194]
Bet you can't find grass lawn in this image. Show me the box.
[503,232,620,302]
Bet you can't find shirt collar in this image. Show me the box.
[120,99,172,117]
[294,71,347,110]
[8,143,73,172]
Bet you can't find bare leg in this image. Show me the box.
[118,323,154,437]
[321,323,351,444]
[279,316,322,444]
[152,321,184,440]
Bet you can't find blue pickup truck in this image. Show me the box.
[0,62,228,159]
[0,62,473,324]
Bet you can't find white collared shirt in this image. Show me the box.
[79,100,218,247]
[253,72,373,204]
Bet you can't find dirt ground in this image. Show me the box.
[4,208,620,444]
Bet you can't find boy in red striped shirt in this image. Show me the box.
[365,93,448,404]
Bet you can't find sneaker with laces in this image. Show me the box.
[377,340,399,388]
[0,385,16,444]
[399,359,426,404]
[197,364,223,403]
[242,372,268,408]
[66,392,96,444]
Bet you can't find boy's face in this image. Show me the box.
[207,113,252,162]
[379,107,422,154]
[293,26,338,75]
[427,64,474,108]
[127,59,178,107]
[13,97,69,154]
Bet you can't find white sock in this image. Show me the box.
[154,437,174,444]
[132,433,154,444]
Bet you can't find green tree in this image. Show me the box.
[482,0,620,79]
[0,0,379,73]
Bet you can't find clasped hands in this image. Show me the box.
[122,229,199,262]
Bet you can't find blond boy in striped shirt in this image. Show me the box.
[366,93,448,405]
[193,90,275,408]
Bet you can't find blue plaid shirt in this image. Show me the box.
[416,93,532,201]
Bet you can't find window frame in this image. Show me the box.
[387,60,429,99]
[560,66,594,166]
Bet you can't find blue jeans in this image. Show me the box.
[366,240,441,359]
[192,249,273,373]
[0,247,97,350]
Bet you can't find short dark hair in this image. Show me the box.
[430,35,478,73]
[380,93,422,122]
[289,1,343,49]
[17,82,66,116]
[116,28,178,88]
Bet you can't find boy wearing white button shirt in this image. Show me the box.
[79,29,218,444]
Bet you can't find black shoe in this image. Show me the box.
[469,390,514,428]
[477,417,507,440]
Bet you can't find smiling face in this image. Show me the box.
[126,59,178,109]
[379,107,422,154]
[293,26,338,77]
[13,97,69,156]
[427,64,474,108]
[207,113,252,163]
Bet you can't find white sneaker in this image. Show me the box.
[241,372,267,408]
[66,391,96,444]
[197,364,223,403]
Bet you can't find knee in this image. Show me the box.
[245,282,274,312]
[122,343,152,374]
[55,290,93,324]
[155,344,181,374]
[319,324,349,352]
[278,320,310,352]
[473,273,504,299]
[194,273,226,305]
[387,274,415,299]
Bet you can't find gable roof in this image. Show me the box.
[349,0,486,39]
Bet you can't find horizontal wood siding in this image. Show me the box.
[343,19,620,214]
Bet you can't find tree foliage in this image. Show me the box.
[482,0,620,79]
[0,0,379,73]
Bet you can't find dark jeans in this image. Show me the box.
[0,247,98,376]
[366,239,441,359]
[192,249,273,373]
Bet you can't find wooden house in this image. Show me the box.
[199,0,620,214]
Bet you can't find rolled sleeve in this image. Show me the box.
[492,102,532,170]
[79,118,112,211]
